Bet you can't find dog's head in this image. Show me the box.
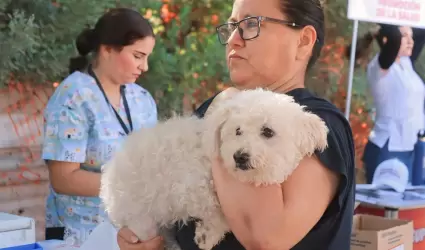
[202,88,329,185]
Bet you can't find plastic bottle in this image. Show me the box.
[412,130,425,186]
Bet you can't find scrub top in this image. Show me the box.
[42,71,157,246]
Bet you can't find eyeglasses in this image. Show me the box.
[216,16,300,45]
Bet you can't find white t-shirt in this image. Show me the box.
[367,54,425,151]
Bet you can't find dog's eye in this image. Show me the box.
[236,127,242,136]
[261,126,275,138]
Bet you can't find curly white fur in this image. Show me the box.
[100,88,329,250]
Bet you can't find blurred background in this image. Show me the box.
[0,0,424,241]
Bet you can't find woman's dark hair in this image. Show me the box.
[345,24,398,66]
[69,8,154,74]
[345,32,374,66]
[279,0,325,70]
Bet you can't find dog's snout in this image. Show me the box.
[233,150,251,170]
[233,150,249,164]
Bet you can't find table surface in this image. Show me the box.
[37,240,79,250]
[356,184,425,210]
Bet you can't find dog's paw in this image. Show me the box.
[194,221,223,250]
[195,221,216,250]
[194,221,209,250]
[194,233,208,249]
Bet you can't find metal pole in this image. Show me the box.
[345,20,359,121]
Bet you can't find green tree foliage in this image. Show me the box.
[0,0,123,85]
[0,0,231,117]
[2,0,423,120]
[139,1,232,116]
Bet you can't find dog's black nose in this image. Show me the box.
[233,150,249,164]
[233,150,251,170]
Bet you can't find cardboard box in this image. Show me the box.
[356,205,425,249]
[351,214,413,250]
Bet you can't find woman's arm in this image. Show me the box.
[212,156,339,250]
[42,88,94,197]
[367,25,401,83]
[376,25,402,70]
[212,105,353,250]
[48,160,100,197]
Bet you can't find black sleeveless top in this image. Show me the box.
[173,88,355,250]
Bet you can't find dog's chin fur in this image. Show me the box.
[100,88,329,250]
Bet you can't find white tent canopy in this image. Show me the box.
[345,0,425,120]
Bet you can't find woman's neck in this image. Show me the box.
[269,72,305,94]
[92,66,120,94]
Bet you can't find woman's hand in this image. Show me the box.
[117,227,164,250]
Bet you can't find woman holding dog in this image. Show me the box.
[118,0,355,249]
[42,8,157,246]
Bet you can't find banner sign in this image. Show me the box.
[348,0,425,28]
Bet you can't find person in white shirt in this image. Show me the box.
[349,24,425,184]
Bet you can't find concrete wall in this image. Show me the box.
[0,85,53,241]
[0,84,194,241]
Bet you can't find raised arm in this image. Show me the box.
[376,25,402,70]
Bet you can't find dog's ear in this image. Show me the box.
[202,103,232,158]
[296,111,329,156]
[202,87,239,158]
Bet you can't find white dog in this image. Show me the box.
[100,88,329,250]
